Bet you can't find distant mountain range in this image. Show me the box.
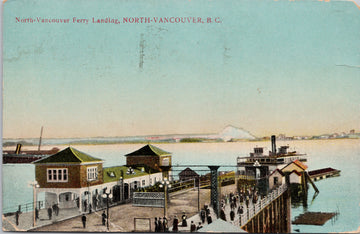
[2,126,257,146]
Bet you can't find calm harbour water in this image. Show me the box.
[2,139,360,232]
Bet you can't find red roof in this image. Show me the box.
[308,167,338,176]
[293,160,308,170]
[281,159,308,172]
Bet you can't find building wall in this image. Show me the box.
[80,163,104,187]
[269,172,284,189]
[126,155,160,170]
[124,172,163,188]
[35,163,103,188]
[289,173,301,184]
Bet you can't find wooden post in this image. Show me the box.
[279,196,282,232]
[286,191,291,233]
[262,208,265,233]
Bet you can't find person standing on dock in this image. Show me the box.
[172,215,178,232]
[84,200,87,212]
[35,208,39,220]
[181,212,187,227]
[190,221,196,232]
[81,214,87,228]
[102,211,107,226]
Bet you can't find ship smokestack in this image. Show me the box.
[15,144,22,154]
[271,135,276,155]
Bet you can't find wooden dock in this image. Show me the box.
[308,168,340,181]
[292,211,337,225]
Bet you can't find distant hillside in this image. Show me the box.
[2,126,257,146]
[218,125,256,141]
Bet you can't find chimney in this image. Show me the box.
[271,135,276,155]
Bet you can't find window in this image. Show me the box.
[47,168,68,182]
[162,158,169,166]
[142,180,145,186]
[274,177,279,185]
[87,166,98,181]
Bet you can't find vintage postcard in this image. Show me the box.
[1,0,359,233]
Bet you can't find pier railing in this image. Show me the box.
[3,200,45,215]
[238,183,287,226]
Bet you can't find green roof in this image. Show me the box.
[103,166,149,183]
[125,144,171,157]
[33,147,103,164]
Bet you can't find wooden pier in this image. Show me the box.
[238,184,291,233]
[308,168,341,181]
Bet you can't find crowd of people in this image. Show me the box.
[218,187,259,222]
[46,203,60,220]
[153,209,207,233]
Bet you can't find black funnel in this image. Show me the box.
[271,135,276,154]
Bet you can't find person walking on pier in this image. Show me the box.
[158,217,164,232]
[81,214,87,228]
[52,203,59,216]
[200,209,206,223]
[163,217,168,232]
[220,208,226,221]
[230,208,235,221]
[237,205,244,215]
[15,210,20,226]
[172,215,178,232]
[206,214,212,224]
[154,217,159,232]
[47,207,52,220]
[102,211,107,226]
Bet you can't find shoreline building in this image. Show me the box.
[33,145,170,212]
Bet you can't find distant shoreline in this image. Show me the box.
[2,137,359,148]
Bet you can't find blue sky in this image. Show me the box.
[2,0,360,138]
